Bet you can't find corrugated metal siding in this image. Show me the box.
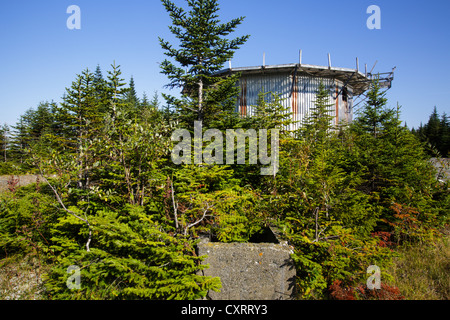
[295,76,335,131]
[335,80,354,126]
[237,72,347,131]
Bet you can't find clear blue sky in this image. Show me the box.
[1,0,449,129]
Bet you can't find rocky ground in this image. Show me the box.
[0,255,46,300]
[430,158,450,183]
[0,175,42,193]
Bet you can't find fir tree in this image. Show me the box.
[424,106,441,153]
[105,62,129,122]
[301,81,335,144]
[159,0,249,126]
[352,79,394,138]
[248,90,293,133]
[441,112,450,156]
[93,64,108,111]
[58,68,103,190]
[0,124,9,162]
[125,76,140,116]
[29,102,55,141]
[93,64,104,83]
[10,111,33,164]
[141,92,150,109]
[413,107,450,157]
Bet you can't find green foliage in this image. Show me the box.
[413,107,450,157]
[1,1,448,301]
[43,205,221,300]
[170,164,263,242]
[0,124,10,163]
[0,182,59,259]
[254,78,447,299]
[300,81,335,142]
[245,90,294,133]
[159,0,249,125]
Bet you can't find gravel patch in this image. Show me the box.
[0,256,46,300]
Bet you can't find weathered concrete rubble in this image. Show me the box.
[197,230,296,300]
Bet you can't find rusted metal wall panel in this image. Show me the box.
[236,72,350,131]
[295,75,335,131]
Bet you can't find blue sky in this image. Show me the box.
[1,0,449,129]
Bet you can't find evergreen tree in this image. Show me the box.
[301,81,335,143]
[159,0,249,127]
[261,84,387,299]
[424,106,441,154]
[441,112,450,157]
[352,79,394,138]
[348,82,440,243]
[10,111,34,164]
[125,76,140,117]
[93,64,104,85]
[29,102,55,140]
[247,90,293,133]
[105,62,129,122]
[412,107,450,157]
[93,64,108,111]
[141,92,150,109]
[57,68,103,190]
[0,124,9,162]
[149,91,160,109]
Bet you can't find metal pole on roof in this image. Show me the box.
[370,61,378,74]
[299,49,302,65]
[263,52,266,67]
[328,53,331,69]
[356,57,359,72]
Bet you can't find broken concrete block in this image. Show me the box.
[197,229,296,300]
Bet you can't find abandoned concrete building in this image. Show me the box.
[216,55,395,131]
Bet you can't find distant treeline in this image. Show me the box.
[0,64,163,175]
[412,107,450,158]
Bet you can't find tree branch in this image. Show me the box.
[170,179,179,230]
[38,165,92,252]
[314,207,319,242]
[184,203,214,236]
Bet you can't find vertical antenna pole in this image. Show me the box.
[263,52,266,67]
[328,53,331,69]
[299,49,302,65]
[356,57,359,72]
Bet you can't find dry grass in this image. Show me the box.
[0,254,47,300]
[387,230,449,300]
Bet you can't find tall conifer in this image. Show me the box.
[159,0,249,127]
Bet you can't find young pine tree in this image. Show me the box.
[125,76,140,118]
[301,81,335,144]
[352,78,396,138]
[56,68,105,190]
[10,112,33,165]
